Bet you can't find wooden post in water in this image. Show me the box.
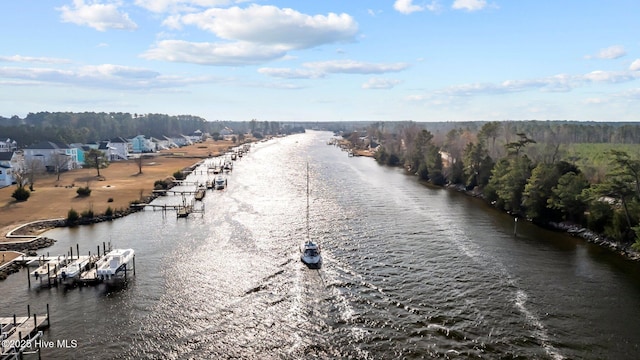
[70,246,73,260]
[76,244,80,260]
[47,263,51,287]
[27,304,30,318]
[103,242,106,255]
[97,245,100,257]
[13,314,16,326]
[133,255,136,276]
[34,313,37,328]
[27,265,31,287]
[46,304,50,328]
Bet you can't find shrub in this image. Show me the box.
[107,197,114,202]
[11,186,30,201]
[76,186,92,197]
[105,206,113,217]
[173,171,186,180]
[67,209,79,224]
[80,209,94,219]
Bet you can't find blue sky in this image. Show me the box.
[1,0,639,122]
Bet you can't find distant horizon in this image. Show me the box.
[2,1,639,122]
[3,112,640,124]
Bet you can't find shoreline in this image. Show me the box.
[0,138,244,278]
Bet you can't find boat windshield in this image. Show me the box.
[305,248,318,257]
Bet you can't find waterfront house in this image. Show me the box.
[130,135,156,153]
[187,130,204,143]
[23,141,79,172]
[108,137,130,160]
[0,151,22,187]
[0,138,18,152]
[168,135,192,147]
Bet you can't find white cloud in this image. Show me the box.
[304,60,409,74]
[362,78,402,89]
[393,0,424,14]
[452,0,487,12]
[153,5,358,66]
[257,68,323,79]
[417,66,640,101]
[585,45,627,60]
[584,70,636,83]
[0,55,71,64]
[630,59,640,71]
[172,5,358,50]
[141,40,289,65]
[134,0,238,13]
[259,60,409,80]
[58,0,137,31]
[584,98,606,104]
[0,64,216,89]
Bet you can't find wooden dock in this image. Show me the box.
[0,305,50,359]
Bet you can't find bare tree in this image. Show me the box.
[24,158,44,190]
[135,155,144,174]
[50,152,69,181]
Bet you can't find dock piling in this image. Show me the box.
[27,305,30,318]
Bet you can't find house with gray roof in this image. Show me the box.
[23,141,79,172]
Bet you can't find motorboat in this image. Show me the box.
[215,176,227,190]
[30,255,68,287]
[96,248,135,284]
[57,256,93,286]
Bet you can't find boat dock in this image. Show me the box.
[14,243,136,289]
[0,305,50,360]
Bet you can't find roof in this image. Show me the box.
[108,137,129,143]
[25,141,69,150]
[0,151,15,161]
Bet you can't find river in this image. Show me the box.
[1,130,640,359]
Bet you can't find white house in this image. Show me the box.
[169,135,192,147]
[107,137,130,160]
[23,141,79,172]
[0,151,22,187]
[187,130,204,143]
[0,138,17,152]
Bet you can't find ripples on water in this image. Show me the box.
[2,131,640,359]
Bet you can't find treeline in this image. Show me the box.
[354,121,640,251]
[0,112,300,146]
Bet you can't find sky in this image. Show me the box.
[1,0,639,122]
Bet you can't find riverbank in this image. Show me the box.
[444,183,640,261]
[0,138,239,239]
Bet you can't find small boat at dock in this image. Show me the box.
[57,255,95,286]
[30,255,69,287]
[96,249,135,284]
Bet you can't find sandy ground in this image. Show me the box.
[0,139,238,240]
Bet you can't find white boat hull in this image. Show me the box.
[96,248,135,283]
